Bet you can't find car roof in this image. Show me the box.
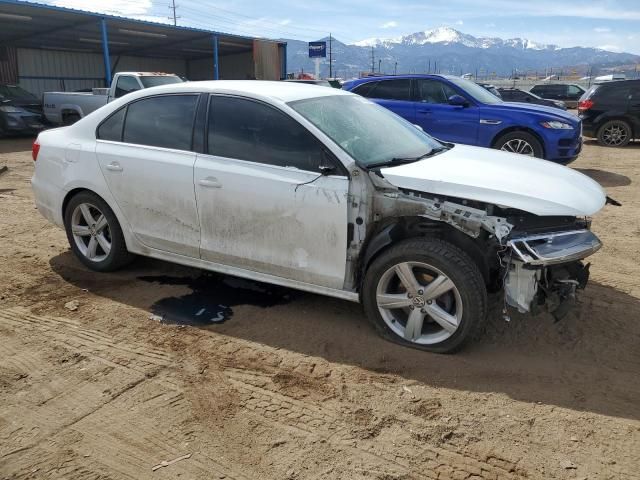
[347,74,455,85]
[121,80,352,103]
[594,79,640,86]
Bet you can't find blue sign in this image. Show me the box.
[308,41,327,58]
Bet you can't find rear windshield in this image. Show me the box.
[581,85,600,100]
[139,76,184,88]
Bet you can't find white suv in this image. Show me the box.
[31,81,605,353]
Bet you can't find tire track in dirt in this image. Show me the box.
[224,367,526,479]
[0,307,252,480]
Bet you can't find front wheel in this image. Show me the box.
[494,131,544,158]
[362,238,487,353]
[64,191,134,272]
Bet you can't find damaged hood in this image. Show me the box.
[380,144,606,216]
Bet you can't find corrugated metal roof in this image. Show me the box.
[0,0,284,61]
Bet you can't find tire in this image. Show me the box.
[494,131,544,158]
[362,238,487,354]
[64,191,134,272]
[596,119,631,147]
[62,113,81,126]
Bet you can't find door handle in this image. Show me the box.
[198,177,222,188]
[105,162,123,172]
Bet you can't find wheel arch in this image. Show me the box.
[61,187,138,254]
[357,217,495,295]
[490,126,546,157]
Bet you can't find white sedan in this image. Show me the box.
[31,81,605,353]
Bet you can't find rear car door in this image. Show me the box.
[354,79,415,123]
[95,94,201,257]
[413,78,479,144]
[194,95,349,289]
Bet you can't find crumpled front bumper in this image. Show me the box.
[503,230,602,319]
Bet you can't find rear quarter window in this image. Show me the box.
[97,107,126,141]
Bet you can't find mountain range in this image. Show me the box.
[283,26,640,79]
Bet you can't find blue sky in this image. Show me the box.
[46,0,640,54]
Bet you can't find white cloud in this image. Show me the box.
[597,44,622,52]
[485,22,496,28]
[279,19,292,26]
[50,0,153,16]
[594,27,611,33]
[380,21,398,29]
[455,20,464,25]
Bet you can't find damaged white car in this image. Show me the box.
[31,81,605,353]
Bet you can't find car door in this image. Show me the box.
[95,94,201,257]
[194,95,349,289]
[413,78,479,144]
[355,79,415,123]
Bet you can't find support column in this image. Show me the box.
[212,34,219,80]
[100,18,112,87]
[281,43,287,80]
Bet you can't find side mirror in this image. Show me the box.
[448,94,468,107]
[319,165,335,176]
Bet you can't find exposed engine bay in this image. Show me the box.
[363,173,602,321]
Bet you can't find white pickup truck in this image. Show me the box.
[43,72,183,125]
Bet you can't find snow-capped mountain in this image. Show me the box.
[353,26,557,51]
[282,27,639,79]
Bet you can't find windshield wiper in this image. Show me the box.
[366,146,449,170]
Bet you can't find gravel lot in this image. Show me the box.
[1,136,639,480]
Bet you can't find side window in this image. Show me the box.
[352,82,377,97]
[114,76,140,98]
[567,85,581,95]
[207,96,326,173]
[123,95,198,150]
[416,79,457,104]
[97,107,126,141]
[367,79,411,101]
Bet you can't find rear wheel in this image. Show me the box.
[62,113,81,126]
[362,238,487,353]
[494,131,544,158]
[597,120,631,147]
[64,191,134,272]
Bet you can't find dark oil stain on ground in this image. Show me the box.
[138,273,295,326]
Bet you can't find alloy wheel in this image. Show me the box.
[500,138,535,156]
[70,202,112,262]
[601,123,628,146]
[376,261,463,345]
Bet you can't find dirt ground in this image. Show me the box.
[0,136,639,480]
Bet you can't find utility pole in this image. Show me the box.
[168,0,179,26]
[394,61,397,75]
[371,46,374,73]
[329,33,333,78]
[378,59,381,73]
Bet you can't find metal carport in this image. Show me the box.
[0,0,287,95]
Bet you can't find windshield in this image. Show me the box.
[139,75,183,88]
[448,77,503,104]
[289,95,443,167]
[0,85,37,100]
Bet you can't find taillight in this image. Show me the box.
[32,138,40,161]
[578,99,594,112]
